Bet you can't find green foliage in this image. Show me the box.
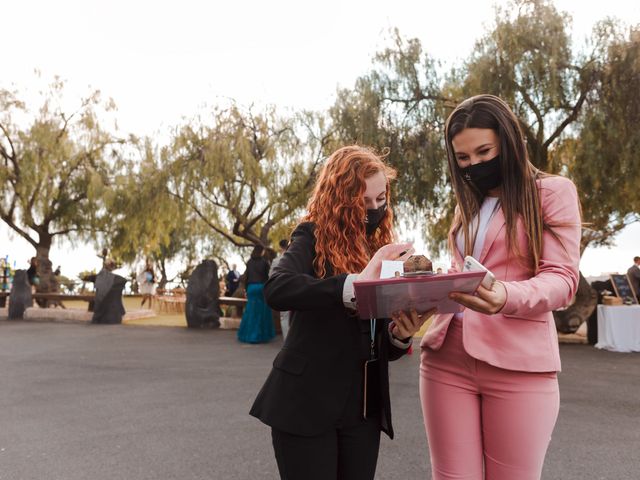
[3,1,638,270]
[56,274,76,293]
[0,78,122,291]
[461,0,600,171]
[566,27,640,247]
[164,104,325,256]
[106,138,187,262]
[328,31,456,254]
[327,0,640,253]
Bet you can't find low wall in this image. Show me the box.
[0,307,155,324]
[25,307,92,323]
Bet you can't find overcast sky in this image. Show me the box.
[2,0,639,278]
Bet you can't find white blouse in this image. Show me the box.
[455,196,501,259]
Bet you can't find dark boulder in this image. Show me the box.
[186,260,222,328]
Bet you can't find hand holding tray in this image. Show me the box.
[353,271,485,319]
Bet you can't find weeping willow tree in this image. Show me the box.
[0,78,122,293]
[105,138,197,289]
[564,26,640,249]
[327,0,640,330]
[328,34,454,250]
[162,105,329,259]
[329,0,640,255]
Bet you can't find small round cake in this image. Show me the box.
[403,255,433,273]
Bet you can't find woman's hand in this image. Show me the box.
[391,307,437,339]
[357,243,414,281]
[449,281,507,315]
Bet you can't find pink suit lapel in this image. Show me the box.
[449,204,506,267]
[477,207,506,264]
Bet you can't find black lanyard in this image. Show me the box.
[369,318,376,359]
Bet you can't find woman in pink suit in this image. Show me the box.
[415,94,581,479]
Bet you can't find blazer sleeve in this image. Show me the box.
[385,327,411,361]
[264,223,348,311]
[501,176,582,318]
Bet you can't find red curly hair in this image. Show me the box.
[302,145,397,278]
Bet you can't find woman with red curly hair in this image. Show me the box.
[250,145,432,480]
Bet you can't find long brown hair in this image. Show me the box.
[302,145,397,278]
[445,94,545,272]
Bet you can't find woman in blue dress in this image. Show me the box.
[238,245,275,343]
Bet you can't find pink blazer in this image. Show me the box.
[421,175,582,372]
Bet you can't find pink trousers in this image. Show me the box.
[419,318,559,480]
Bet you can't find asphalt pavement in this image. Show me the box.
[0,321,638,479]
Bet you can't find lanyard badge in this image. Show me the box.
[363,317,380,419]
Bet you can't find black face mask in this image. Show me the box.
[460,155,502,195]
[365,203,387,235]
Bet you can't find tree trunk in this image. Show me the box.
[35,239,53,292]
[528,141,549,172]
[34,234,57,307]
[156,258,168,291]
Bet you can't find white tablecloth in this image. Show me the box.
[595,305,640,353]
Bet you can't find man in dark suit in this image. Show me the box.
[627,256,640,300]
[224,264,240,296]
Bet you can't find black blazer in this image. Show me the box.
[249,222,408,438]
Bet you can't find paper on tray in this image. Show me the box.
[353,271,485,319]
[380,260,405,279]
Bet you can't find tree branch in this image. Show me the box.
[45,191,88,226]
[245,204,271,232]
[0,122,16,161]
[0,122,20,178]
[194,206,252,247]
[543,89,589,149]
[513,80,545,143]
[167,190,253,248]
[241,187,256,220]
[50,226,88,236]
[195,185,227,210]
[55,111,75,143]
[381,93,453,107]
[26,176,45,216]
[0,213,38,248]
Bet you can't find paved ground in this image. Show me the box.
[0,320,638,480]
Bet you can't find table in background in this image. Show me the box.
[595,305,640,353]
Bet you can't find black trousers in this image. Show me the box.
[271,418,381,480]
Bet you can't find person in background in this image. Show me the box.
[416,94,581,480]
[138,262,156,308]
[97,248,109,267]
[26,257,39,292]
[237,246,274,343]
[250,145,432,480]
[225,263,241,297]
[627,256,640,300]
[269,239,290,338]
[218,269,228,298]
[129,271,139,295]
